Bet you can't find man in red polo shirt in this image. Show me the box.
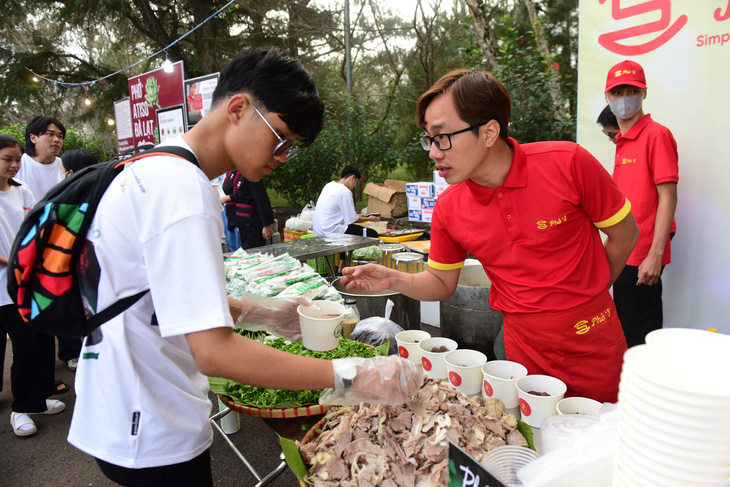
[342,69,639,403]
[604,60,679,348]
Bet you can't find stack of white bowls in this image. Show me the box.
[614,328,730,486]
[541,414,599,455]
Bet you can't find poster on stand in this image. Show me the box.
[113,98,134,154]
[184,72,219,129]
[127,60,185,149]
[156,104,186,144]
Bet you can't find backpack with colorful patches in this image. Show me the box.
[6,146,198,338]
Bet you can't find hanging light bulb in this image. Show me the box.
[163,51,174,73]
[32,76,39,82]
[107,118,115,126]
[85,97,91,106]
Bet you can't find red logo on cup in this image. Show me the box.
[519,398,532,416]
[484,380,493,397]
[449,371,462,387]
[398,346,409,359]
[422,357,432,371]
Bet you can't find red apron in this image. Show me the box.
[502,290,627,403]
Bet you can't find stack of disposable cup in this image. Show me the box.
[614,330,730,487]
[481,446,540,487]
[540,413,598,455]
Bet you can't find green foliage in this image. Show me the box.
[462,18,575,143]
[265,95,402,207]
[0,123,117,162]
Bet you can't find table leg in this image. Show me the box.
[209,408,287,486]
[323,254,336,281]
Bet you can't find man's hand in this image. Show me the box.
[637,254,662,286]
[262,225,273,241]
[340,263,393,293]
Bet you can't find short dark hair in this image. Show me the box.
[61,149,99,173]
[24,116,66,157]
[341,165,361,180]
[0,134,23,186]
[212,47,324,146]
[417,69,511,141]
[596,104,619,129]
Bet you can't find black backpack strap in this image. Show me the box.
[86,290,149,330]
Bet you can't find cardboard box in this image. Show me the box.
[434,183,449,197]
[408,209,434,222]
[408,196,423,209]
[420,198,437,209]
[406,182,419,197]
[363,179,408,218]
[416,182,435,198]
[433,170,447,185]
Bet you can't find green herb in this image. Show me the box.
[222,338,388,408]
[517,420,536,451]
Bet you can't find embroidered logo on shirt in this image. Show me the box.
[574,308,612,335]
[621,158,637,165]
[536,214,568,230]
[131,411,141,436]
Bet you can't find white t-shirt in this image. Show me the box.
[17,153,63,200]
[312,181,358,235]
[67,137,234,468]
[0,181,35,306]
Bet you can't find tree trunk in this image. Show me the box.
[462,0,499,70]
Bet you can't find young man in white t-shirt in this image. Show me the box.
[18,116,83,377]
[313,165,381,236]
[67,47,422,486]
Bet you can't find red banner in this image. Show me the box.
[127,61,185,148]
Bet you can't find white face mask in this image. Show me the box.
[608,95,643,120]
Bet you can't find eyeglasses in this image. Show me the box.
[602,129,619,140]
[228,94,299,161]
[419,122,487,151]
[41,130,64,140]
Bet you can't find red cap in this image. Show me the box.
[605,60,646,92]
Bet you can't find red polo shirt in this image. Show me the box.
[428,138,631,314]
[613,114,678,266]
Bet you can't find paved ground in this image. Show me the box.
[0,341,299,487]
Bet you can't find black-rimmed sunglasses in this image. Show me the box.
[419,122,488,151]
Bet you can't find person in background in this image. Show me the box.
[217,171,241,252]
[312,165,381,272]
[343,69,639,403]
[233,175,276,249]
[597,104,620,144]
[60,148,99,177]
[17,116,80,380]
[0,134,66,436]
[604,60,679,347]
[67,47,421,486]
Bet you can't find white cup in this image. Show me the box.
[395,330,431,365]
[556,397,602,417]
[444,349,488,396]
[419,337,458,380]
[515,375,567,428]
[482,360,528,409]
[298,301,345,351]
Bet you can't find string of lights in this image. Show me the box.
[27,0,238,101]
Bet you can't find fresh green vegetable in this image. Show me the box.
[222,337,389,408]
[352,245,382,261]
[517,420,536,451]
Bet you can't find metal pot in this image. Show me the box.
[332,278,421,330]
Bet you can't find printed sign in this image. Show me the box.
[127,61,185,149]
[184,72,219,129]
[448,441,506,487]
[113,98,134,154]
[156,104,186,144]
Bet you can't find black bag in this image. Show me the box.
[7,146,198,338]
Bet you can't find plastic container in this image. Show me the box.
[481,446,540,486]
[342,299,360,340]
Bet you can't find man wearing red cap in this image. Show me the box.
[604,60,679,347]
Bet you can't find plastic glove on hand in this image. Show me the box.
[236,296,312,341]
[319,355,424,406]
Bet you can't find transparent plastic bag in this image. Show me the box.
[350,299,404,355]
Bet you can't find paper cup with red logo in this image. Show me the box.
[556,397,602,417]
[482,360,528,412]
[515,375,567,428]
[418,337,458,380]
[444,349,488,396]
[395,330,431,365]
